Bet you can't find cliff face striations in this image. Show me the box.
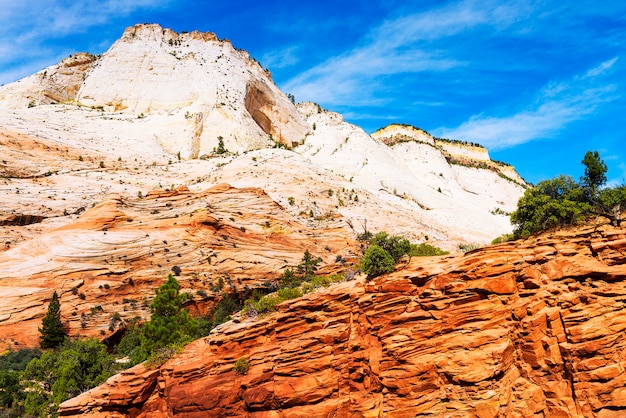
[60,223,626,417]
[0,184,358,349]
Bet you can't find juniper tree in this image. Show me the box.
[360,244,395,278]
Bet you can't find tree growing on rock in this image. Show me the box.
[360,244,395,278]
[132,274,198,364]
[581,150,608,200]
[296,249,320,281]
[23,338,114,417]
[39,291,66,349]
[511,151,626,237]
[370,231,411,262]
[510,175,590,238]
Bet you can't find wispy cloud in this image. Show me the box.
[261,46,300,70]
[0,0,171,84]
[433,58,620,149]
[281,0,528,106]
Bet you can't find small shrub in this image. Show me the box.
[410,243,449,256]
[360,245,395,278]
[277,287,303,300]
[214,136,227,155]
[491,233,515,244]
[243,286,302,316]
[459,243,480,252]
[279,268,300,289]
[145,344,183,369]
[288,197,295,206]
[234,357,250,375]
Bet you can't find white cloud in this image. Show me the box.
[261,46,300,70]
[433,58,620,149]
[281,0,528,107]
[0,0,171,84]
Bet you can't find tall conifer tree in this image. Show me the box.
[132,274,197,363]
[39,291,65,349]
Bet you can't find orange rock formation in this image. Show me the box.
[59,223,626,417]
[0,184,358,350]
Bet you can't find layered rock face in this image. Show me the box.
[0,183,358,349]
[60,223,626,417]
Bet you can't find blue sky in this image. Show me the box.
[1,0,624,185]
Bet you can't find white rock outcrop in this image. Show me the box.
[0,24,526,250]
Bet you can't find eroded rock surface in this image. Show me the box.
[0,183,358,349]
[60,223,626,417]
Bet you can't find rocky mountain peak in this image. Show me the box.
[0,24,308,156]
[0,23,529,353]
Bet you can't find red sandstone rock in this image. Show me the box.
[56,222,626,417]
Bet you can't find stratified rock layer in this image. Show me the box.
[0,183,358,349]
[60,223,626,417]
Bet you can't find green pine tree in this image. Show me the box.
[39,291,65,349]
[296,250,319,281]
[133,274,198,364]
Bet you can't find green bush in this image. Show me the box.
[491,233,515,244]
[0,348,41,371]
[0,348,41,415]
[234,357,250,375]
[243,286,303,316]
[115,320,143,364]
[279,267,300,289]
[0,368,23,414]
[370,232,411,262]
[277,287,303,299]
[360,244,395,278]
[196,293,241,337]
[22,338,115,417]
[410,243,449,256]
